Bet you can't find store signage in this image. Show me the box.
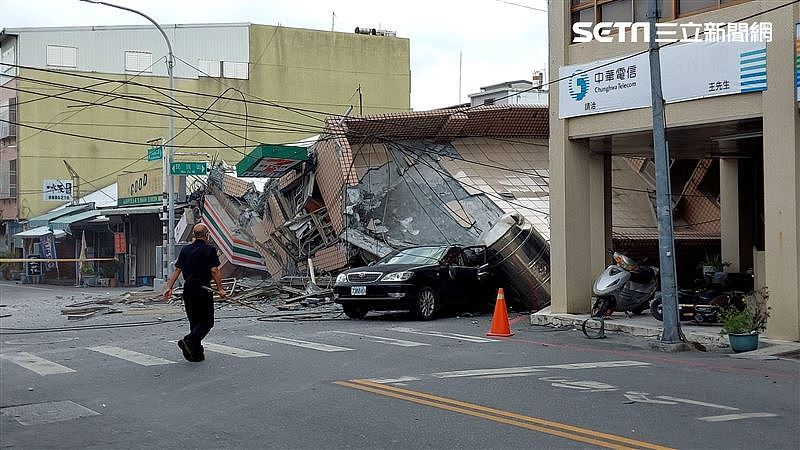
[170,161,207,175]
[236,144,308,178]
[42,179,73,202]
[118,169,162,207]
[39,234,57,271]
[114,232,127,254]
[559,41,767,118]
[26,257,42,277]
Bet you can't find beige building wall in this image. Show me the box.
[14,25,410,219]
[548,0,800,340]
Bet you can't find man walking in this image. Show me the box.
[163,223,226,362]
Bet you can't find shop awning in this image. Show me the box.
[28,204,94,228]
[13,226,68,239]
[50,210,104,231]
[97,205,162,216]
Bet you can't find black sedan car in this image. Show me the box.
[334,245,491,320]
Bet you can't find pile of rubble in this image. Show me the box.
[61,276,337,320]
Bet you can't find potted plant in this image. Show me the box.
[81,263,98,287]
[720,287,770,353]
[702,254,730,275]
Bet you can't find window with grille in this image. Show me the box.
[0,97,15,139]
[46,45,77,68]
[570,0,752,38]
[8,159,16,198]
[124,51,153,73]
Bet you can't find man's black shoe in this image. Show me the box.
[178,338,200,362]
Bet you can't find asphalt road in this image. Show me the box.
[1,283,798,449]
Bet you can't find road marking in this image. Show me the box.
[624,392,678,405]
[0,352,76,376]
[247,335,353,352]
[336,379,674,450]
[200,342,269,358]
[365,376,422,384]
[433,367,545,379]
[656,396,739,411]
[540,377,618,392]
[432,360,650,379]
[391,327,499,343]
[538,361,651,370]
[329,331,430,347]
[88,345,176,366]
[697,412,778,422]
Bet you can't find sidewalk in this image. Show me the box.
[531,306,800,359]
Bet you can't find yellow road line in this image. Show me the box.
[353,379,670,450]
[336,379,673,450]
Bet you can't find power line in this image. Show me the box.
[6,72,333,134]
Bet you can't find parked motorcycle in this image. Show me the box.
[583,252,659,339]
[650,271,752,324]
[590,252,660,318]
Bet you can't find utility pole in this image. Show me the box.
[80,0,176,281]
[647,0,682,343]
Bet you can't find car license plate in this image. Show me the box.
[351,286,367,296]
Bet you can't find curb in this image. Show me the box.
[530,312,726,348]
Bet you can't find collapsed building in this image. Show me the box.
[198,105,723,309]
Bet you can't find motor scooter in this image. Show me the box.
[650,271,752,324]
[582,252,659,338]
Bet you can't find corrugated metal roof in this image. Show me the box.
[28,204,93,227]
[50,210,103,231]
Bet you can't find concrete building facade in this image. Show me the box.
[0,23,410,222]
[548,0,799,340]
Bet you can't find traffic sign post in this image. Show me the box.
[147,146,163,161]
[169,161,207,175]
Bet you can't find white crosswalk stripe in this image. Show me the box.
[0,352,76,376]
[390,327,499,343]
[88,345,176,366]
[247,335,353,352]
[201,342,269,358]
[328,331,430,347]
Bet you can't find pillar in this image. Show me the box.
[720,159,740,272]
[548,0,610,314]
[761,4,800,341]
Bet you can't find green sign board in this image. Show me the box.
[147,146,163,161]
[236,144,308,178]
[170,161,207,175]
[119,195,162,206]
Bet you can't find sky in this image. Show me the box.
[0,0,549,110]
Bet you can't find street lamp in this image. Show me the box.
[79,0,177,281]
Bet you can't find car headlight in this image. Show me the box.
[335,273,347,284]
[382,271,413,282]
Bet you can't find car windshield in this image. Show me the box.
[379,247,447,265]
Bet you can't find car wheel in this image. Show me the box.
[414,287,438,320]
[343,304,368,319]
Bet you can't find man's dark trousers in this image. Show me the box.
[183,284,214,353]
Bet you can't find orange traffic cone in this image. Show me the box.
[486,288,514,337]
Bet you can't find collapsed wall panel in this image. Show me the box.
[201,195,267,272]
